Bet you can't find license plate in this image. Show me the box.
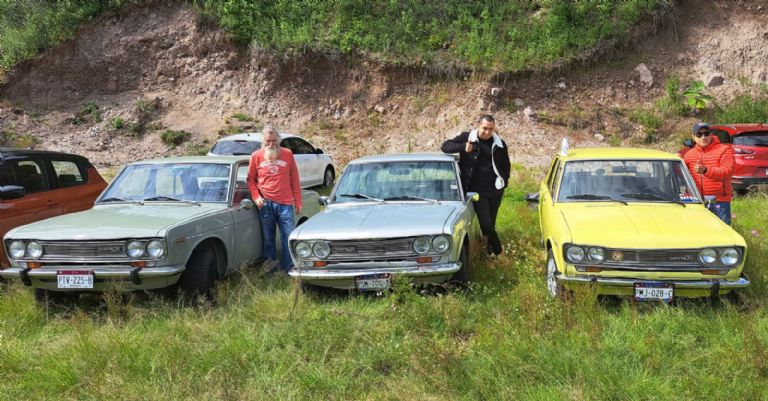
[57,270,94,289]
[634,282,673,302]
[355,273,391,291]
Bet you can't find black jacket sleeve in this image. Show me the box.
[499,139,511,184]
[440,132,470,154]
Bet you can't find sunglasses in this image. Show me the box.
[694,131,711,138]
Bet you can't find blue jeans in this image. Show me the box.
[707,201,731,225]
[259,200,295,271]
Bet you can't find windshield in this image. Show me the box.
[332,161,461,203]
[210,140,261,155]
[101,163,232,203]
[557,159,701,203]
[733,131,768,147]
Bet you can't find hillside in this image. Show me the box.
[0,0,767,173]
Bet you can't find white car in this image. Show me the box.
[208,133,335,188]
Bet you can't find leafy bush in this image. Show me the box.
[714,93,768,124]
[67,101,102,125]
[683,81,713,113]
[110,116,125,130]
[0,126,39,148]
[161,130,191,146]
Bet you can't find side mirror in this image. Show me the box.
[239,198,255,210]
[525,192,540,204]
[314,148,324,154]
[683,139,694,148]
[318,196,328,206]
[466,192,480,202]
[0,185,26,200]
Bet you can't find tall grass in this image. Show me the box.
[713,92,768,124]
[1,170,767,400]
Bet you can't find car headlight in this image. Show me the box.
[413,237,430,254]
[587,247,604,263]
[146,240,166,258]
[699,248,717,265]
[126,240,145,258]
[720,248,740,266]
[294,242,312,258]
[9,241,26,259]
[432,236,450,253]
[565,245,585,263]
[313,241,331,259]
[26,241,43,259]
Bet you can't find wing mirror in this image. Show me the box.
[318,196,328,206]
[239,198,255,210]
[466,192,480,202]
[525,192,540,204]
[683,139,695,148]
[0,185,26,200]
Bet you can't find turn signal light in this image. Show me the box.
[702,269,726,275]
[734,147,755,155]
[130,261,147,267]
[313,261,328,267]
[27,262,42,269]
[585,266,602,273]
[416,257,432,264]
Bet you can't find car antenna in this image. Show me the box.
[560,138,570,156]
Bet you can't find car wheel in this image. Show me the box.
[546,249,564,298]
[179,245,217,299]
[322,167,335,188]
[34,289,76,307]
[451,243,470,283]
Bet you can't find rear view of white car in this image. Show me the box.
[209,132,335,188]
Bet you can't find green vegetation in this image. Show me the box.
[683,81,714,113]
[161,129,191,146]
[109,116,124,130]
[0,125,39,148]
[713,92,768,124]
[1,1,673,76]
[2,168,765,400]
[230,113,255,122]
[67,101,103,125]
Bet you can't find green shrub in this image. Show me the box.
[161,130,191,146]
[714,93,768,124]
[0,126,39,148]
[654,75,687,117]
[231,113,254,122]
[110,116,124,130]
[629,108,662,143]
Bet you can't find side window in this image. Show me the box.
[51,159,85,188]
[292,138,315,155]
[281,138,297,154]
[0,162,13,187]
[14,159,47,193]
[547,158,561,195]
[712,129,731,144]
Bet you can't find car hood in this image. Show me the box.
[559,203,746,248]
[292,202,460,240]
[5,203,225,240]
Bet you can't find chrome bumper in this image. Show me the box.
[289,262,460,289]
[0,265,185,291]
[557,275,750,289]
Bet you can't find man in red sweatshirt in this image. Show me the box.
[683,122,735,224]
[247,126,302,271]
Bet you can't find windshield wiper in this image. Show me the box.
[620,193,686,206]
[142,196,201,206]
[100,197,142,204]
[383,195,438,204]
[337,193,383,202]
[566,194,627,205]
[231,152,252,155]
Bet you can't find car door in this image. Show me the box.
[43,156,103,214]
[230,163,262,269]
[539,157,561,247]
[282,138,310,188]
[292,137,324,185]
[0,157,61,236]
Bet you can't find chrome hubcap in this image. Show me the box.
[546,256,558,297]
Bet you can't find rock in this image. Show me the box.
[333,110,341,120]
[634,63,654,87]
[514,98,525,107]
[705,73,725,87]
[490,87,502,97]
[594,133,605,142]
[557,82,567,90]
[343,108,354,118]
[373,104,386,114]
[523,107,537,122]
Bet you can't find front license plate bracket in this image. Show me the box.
[634,282,674,303]
[355,273,391,292]
[57,270,94,289]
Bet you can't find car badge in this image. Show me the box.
[98,246,123,253]
[611,250,624,262]
[334,246,357,253]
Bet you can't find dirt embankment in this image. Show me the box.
[1,1,767,173]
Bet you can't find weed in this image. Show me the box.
[186,139,211,156]
[110,116,124,130]
[231,113,254,122]
[713,93,768,124]
[367,112,383,128]
[683,80,713,113]
[628,108,662,143]
[0,126,39,148]
[161,130,191,146]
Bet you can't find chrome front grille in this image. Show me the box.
[598,248,706,271]
[40,240,129,261]
[328,238,416,261]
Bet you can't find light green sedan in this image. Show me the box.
[1,156,319,300]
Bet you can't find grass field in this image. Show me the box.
[1,170,767,400]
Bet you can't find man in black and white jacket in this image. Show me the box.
[441,114,511,256]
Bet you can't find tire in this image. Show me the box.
[34,289,76,307]
[322,167,335,188]
[451,243,470,283]
[546,249,565,299]
[179,245,217,299]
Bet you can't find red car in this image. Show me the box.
[0,148,107,267]
[680,124,768,193]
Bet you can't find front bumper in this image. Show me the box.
[558,274,750,297]
[289,262,461,289]
[0,265,185,292]
[732,176,768,190]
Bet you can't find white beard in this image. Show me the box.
[264,146,279,161]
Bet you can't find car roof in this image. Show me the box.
[0,147,90,160]
[711,123,768,133]
[215,132,299,142]
[561,147,680,161]
[129,155,250,165]
[348,152,458,164]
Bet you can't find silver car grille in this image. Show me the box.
[597,248,709,271]
[40,240,129,261]
[328,238,416,261]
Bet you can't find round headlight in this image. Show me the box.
[126,240,145,258]
[566,246,585,263]
[9,241,26,259]
[720,248,740,266]
[588,247,604,263]
[432,236,450,253]
[699,248,717,265]
[294,242,312,258]
[413,237,430,254]
[146,240,166,258]
[313,241,331,258]
[26,241,43,259]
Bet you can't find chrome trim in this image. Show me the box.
[0,265,185,280]
[9,240,165,263]
[557,274,750,289]
[289,262,460,280]
[567,246,744,271]
[295,237,448,262]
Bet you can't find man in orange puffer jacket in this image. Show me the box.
[683,122,735,224]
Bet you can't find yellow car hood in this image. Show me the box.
[558,203,745,249]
